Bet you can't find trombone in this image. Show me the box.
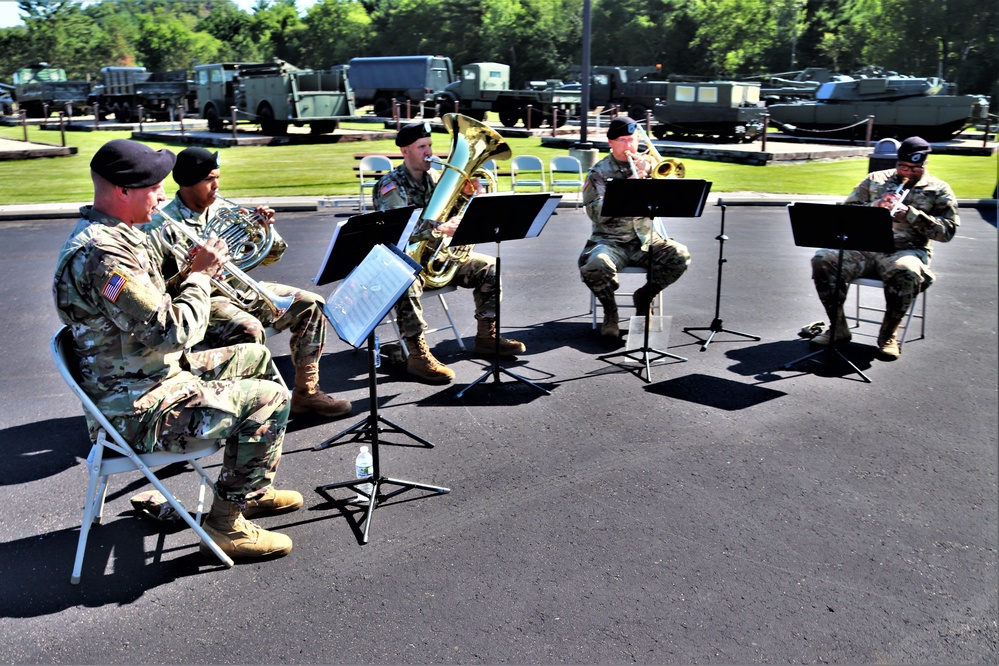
[155,206,294,317]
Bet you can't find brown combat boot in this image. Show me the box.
[599,299,620,338]
[200,497,293,560]
[876,315,903,361]
[404,335,455,383]
[242,486,304,519]
[810,308,851,347]
[291,363,351,418]
[632,285,653,316]
[474,319,526,356]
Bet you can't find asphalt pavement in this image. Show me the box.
[0,200,996,664]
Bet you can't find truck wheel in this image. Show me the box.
[258,104,288,136]
[205,105,224,132]
[372,97,393,118]
[116,103,132,123]
[522,106,543,130]
[465,109,487,122]
[498,106,519,127]
[310,120,338,135]
[628,104,649,122]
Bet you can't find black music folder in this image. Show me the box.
[788,202,896,253]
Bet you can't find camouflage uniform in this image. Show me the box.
[373,164,499,339]
[580,154,691,304]
[811,168,959,320]
[143,195,327,368]
[54,207,289,502]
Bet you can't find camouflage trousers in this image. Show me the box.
[394,252,498,340]
[811,248,933,320]
[578,236,691,306]
[202,282,327,368]
[155,342,290,503]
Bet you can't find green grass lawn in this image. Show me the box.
[1,122,995,205]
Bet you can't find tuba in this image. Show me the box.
[203,194,275,271]
[155,206,294,317]
[407,113,512,290]
[627,125,685,179]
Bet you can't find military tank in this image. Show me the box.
[764,68,990,142]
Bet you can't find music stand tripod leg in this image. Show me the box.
[682,204,760,351]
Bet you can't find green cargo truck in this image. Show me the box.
[12,63,91,118]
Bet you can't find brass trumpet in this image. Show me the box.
[155,206,294,317]
[204,194,275,271]
[627,125,685,179]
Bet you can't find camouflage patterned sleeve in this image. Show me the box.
[905,176,960,243]
[84,241,212,352]
[583,165,607,224]
[258,226,288,266]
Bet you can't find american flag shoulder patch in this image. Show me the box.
[102,272,128,302]
[379,181,397,196]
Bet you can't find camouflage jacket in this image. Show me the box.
[53,206,214,447]
[582,153,656,249]
[142,194,287,280]
[845,168,959,258]
[373,164,443,244]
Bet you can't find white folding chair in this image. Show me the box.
[479,159,499,192]
[548,155,584,207]
[847,277,927,344]
[377,283,467,358]
[510,155,546,192]
[358,155,393,212]
[51,326,234,584]
[590,267,664,329]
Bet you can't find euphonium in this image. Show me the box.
[407,113,512,290]
[155,206,294,317]
[203,194,275,271]
[627,125,686,179]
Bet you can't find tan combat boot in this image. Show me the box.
[474,319,526,356]
[810,308,851,347]
[200,497,293,560]
[242,486,304,519]
[404,335,455,383]
[876,315,903,361]
[291,362,351,418]
[600,299,620,339]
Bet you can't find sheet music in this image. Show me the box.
[322,244,418,348]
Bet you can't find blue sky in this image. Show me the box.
[0,1,318,28]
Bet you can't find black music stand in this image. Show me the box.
[313,207,433,451]
[597,178,712,383]
[316,243,449,544]
[780,202,895,383]
[447,191,561,398]
[682,201,761,351]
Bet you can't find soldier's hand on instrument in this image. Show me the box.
[189,236,229,277]
[254,206,276,224]
[438,217,460,237]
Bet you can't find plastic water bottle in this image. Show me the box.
[354,446,373,504]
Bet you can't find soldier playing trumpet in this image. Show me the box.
[143,147,351,419]
[580,116,692,339]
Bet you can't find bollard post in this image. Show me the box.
[526,104,533,131]
[93,103,100,129]
[761,113,769,152]
[42,103,49,128]
[59,112,66,146]
[551,108,558,137]
[231,106,238,139]
[138,105,144,131]
[453,100,459,116]
[405,99,411,119]
[864,115,875,147]
[65,101,73,125]
[20,109,28,141]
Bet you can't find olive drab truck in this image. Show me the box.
[12,63,91,118]
[194,60,355,136]
[347,56,457,117]
[432,62,581,128]
[89,67,190,123]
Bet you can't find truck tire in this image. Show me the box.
[464,109,487,122]
[498,105,520,128]
[372,97,393,118]
[628,103,650,122]
[258,104,288,136]
[310,120,338,135]
[205,105,224,132]
[116,103,132,123]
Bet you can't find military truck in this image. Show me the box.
[11,63,91,118]
[432,62,581,128]
[194,60,355,136]
[580,65,671,119]
[651,81,767,142]
[89,67,190,123]
[347,56,456,117]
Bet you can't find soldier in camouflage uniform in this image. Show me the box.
[580,116,692,339]
[373,121,525,384]
[810,136,959,360]
[54,139,301,561]
[143,147,350,419]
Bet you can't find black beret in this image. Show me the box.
[898,136,931,164]
[396,121,432,147]
[90,139,176,188]
[607,116,638,140]
[173,147,221,186]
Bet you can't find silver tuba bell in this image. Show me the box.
[203,194,276,271]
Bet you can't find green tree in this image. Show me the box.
[296,0,372,67]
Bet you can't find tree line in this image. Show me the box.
[2,0,996,105]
